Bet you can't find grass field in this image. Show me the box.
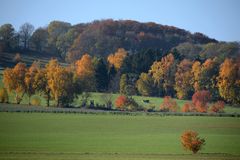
[0,112,239,160]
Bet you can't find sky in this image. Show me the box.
[0,0,239,42]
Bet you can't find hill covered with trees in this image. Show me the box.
[1,19,223,61]
[0,19,240,108]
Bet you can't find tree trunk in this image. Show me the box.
[57,98,59,107]
[15,94,21,104]
[24,39,27,50]
[46,90,50,107]
[28,95,31,105]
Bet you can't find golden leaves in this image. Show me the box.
[107,48,127,70]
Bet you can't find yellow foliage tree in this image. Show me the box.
[192,58,219,100]
[25,61,40,105]
[107,48,127,70]
[47,61,75,107]
[191,61,201,91]
[3,63,27,104]
[33,68,51,106]
[136,73,155,96]
[149,53,175,96]
[217,58,240,104]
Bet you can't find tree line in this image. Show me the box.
[122,52,240,106]
[1,48,240,108]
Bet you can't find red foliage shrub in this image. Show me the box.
[182,102,195,112]
[115,95,128,110]
[209,101,225,113]
[160,96,179,112]
[181,130,205,154]
[192,90,211,112]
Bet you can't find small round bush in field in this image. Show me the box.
[182,102,195,112]
[115,95,141,111]
[160,96,179,112]
[209,101,225,113]
[192,90,211,113]
[181,130,205,154]
[0,87,9,103]
[115,95,128,110]
[31,96,41,106]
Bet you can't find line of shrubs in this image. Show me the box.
[114,90,227,114]
[0,103,239,117]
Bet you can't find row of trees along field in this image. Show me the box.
[123,52,240,105]
[1,19,239,63]
[1,47,240,109]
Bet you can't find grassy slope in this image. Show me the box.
[0,51,66,69]
[0,113,239,160]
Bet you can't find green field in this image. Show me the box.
[0,112,239,159]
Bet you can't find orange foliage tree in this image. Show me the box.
[107,48,127,70]
[209,101,224,113]
[181,130,205,154]
[192,90,211,112]
[115,95,128,110]
[3,63,27,104]
[75,54,95,91]
[160,96,179,112]
[217,58,240,104]
[175,59,194,99]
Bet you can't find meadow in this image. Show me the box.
[0,112,239,160]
